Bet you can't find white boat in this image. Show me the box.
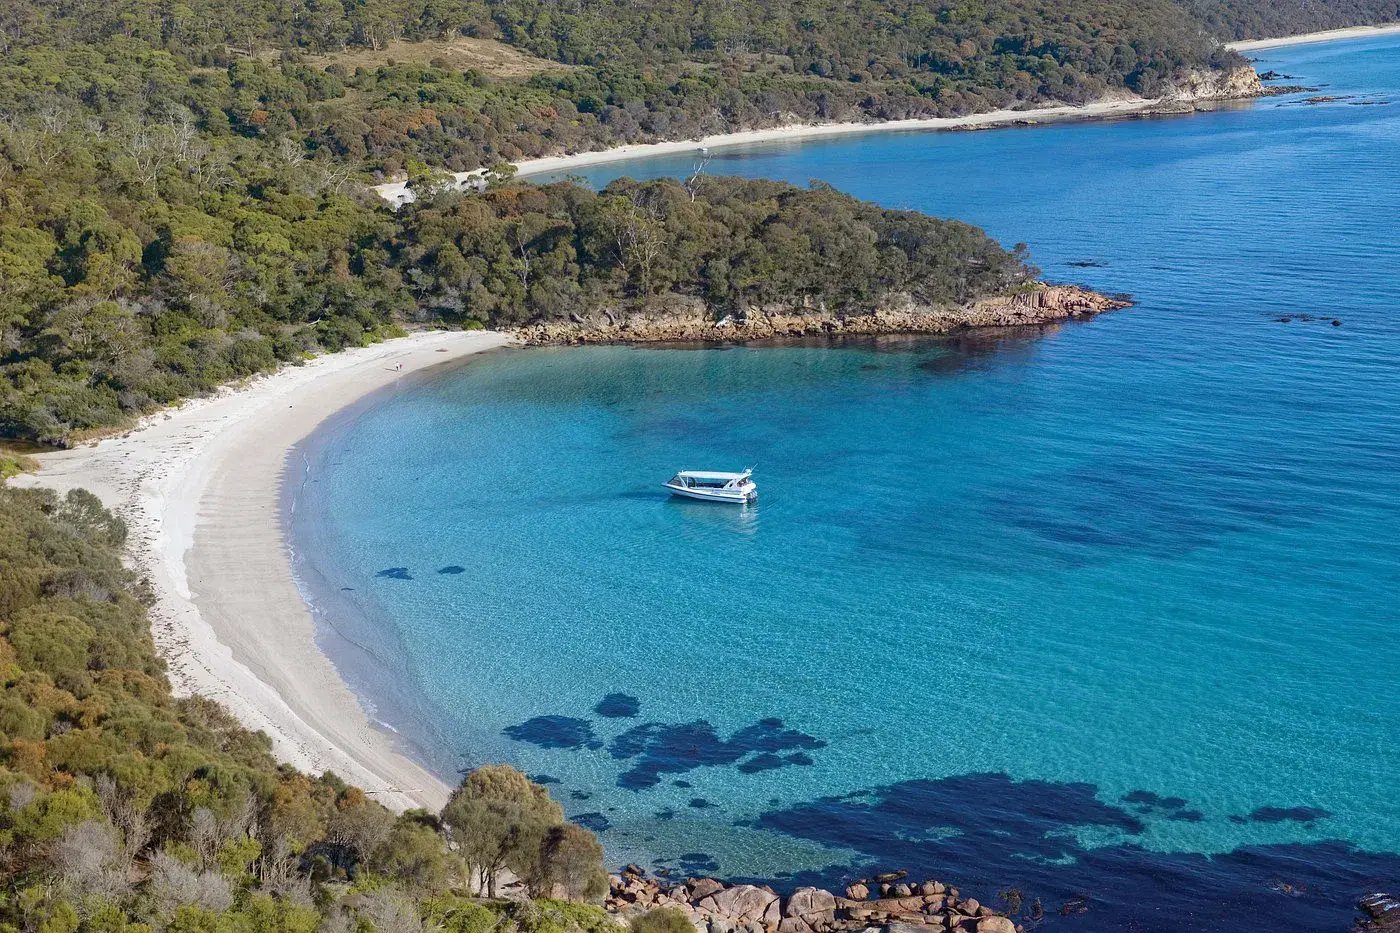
[664,469,756,503]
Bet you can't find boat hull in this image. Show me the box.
[664,483,755,503]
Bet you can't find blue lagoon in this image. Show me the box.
[290,36,1400,930]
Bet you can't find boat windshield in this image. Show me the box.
[669,472,748,489]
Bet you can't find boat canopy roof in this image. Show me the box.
[675,469,751,481]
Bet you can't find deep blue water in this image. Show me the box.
[291,38,1400,931]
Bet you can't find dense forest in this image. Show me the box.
[2,0,1254,181]
[0,484,622,931]
[0,78,1030,446]
[1185,0,1400,41]
[397,177,1030,328]
[0,0,1393,444]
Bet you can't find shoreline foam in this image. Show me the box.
[14,330,509,812]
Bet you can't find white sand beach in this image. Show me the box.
[13,17,1394,817]
[510,96,1160,178]
[367,22,1400,205]
[371,95,1164,203]
[14,330,510,812]
[1228,22,1400,51]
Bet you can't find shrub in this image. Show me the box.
[629,907,696,933]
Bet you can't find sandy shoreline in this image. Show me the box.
[365,23,1400,204]
[511,96,1160,178]
[371,95,1168,203]
[11,17,1393,817]
[15,330,509,812]
[1227,22,1400,51]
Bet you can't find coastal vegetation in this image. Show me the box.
[3,0,1391,446]
[1186,0,1400,42]
[0,0,1249,183]
[0,90,1032,445]
[0,484,612,930]
[397,177,1033,326]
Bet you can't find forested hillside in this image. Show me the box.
[0,76,1030,447]
[1,0,1392,445]
[1184,0,1399,41]
[0,484,616,931]
[3,0,1252,183]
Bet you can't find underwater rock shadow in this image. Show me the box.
[742,772,1398,932]
[1230,805,1332,825]
[978,447,1317,565]
[596,693,642,718]
[503,706,827,789]
[573,811,611,832]
[609,717,826,789]
[1124,790,1204,823]
[503,716,601,750]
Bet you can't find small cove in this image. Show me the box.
[291,36,1400,930]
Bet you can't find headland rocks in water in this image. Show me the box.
[1356,893,1400,932]
[606,865,1020,933]
[519,285,1129,345]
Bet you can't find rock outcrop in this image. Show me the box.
[517,284,1130,346]
[1166,64,1265,103]
[1357,893,1400,932]
[605,866,1025,933]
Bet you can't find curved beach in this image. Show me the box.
[15,330,508,812]
[9,10,1394,843]
[1227,22,1400,51]
[371,75,1270,204]
[368,24,1400,205]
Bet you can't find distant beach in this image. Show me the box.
[1227,22,1400,51]
[368,24,1400,204]
[372,94,1195,203]
[14,330,508,812]
[511,96,1161,179]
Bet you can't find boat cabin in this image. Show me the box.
[663,469,757,503]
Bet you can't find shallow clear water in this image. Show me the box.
[291,37,1400,930]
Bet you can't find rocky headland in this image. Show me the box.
[518,284,1130,346]
[1125,64,1273,116]
[1169,64,1266,102]
[605,866,1022,933]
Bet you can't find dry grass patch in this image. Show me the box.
[277,37,566,77]
[0,443,46,479]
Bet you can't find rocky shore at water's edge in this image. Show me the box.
[605,866,1022,933]
[516,285,1131,346]
[602,869,1400,933]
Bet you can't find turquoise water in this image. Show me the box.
[292,38,1400,930]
